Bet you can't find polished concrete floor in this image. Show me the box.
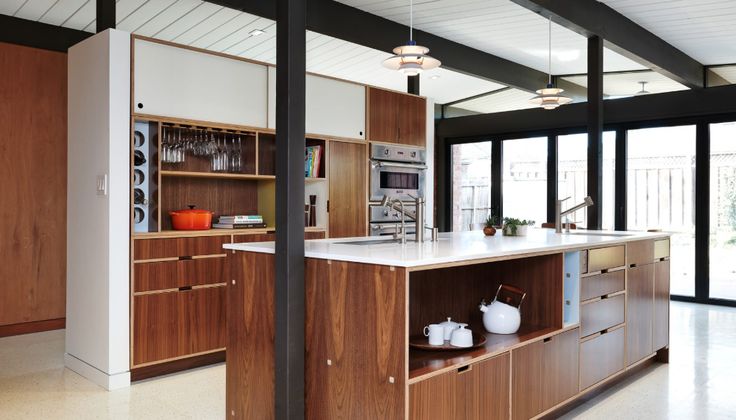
[0,301,734,419]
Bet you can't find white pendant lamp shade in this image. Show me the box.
[382,0,440,75]
[530,84,573,110]
[531,17,571,110]
[383,42,441,76]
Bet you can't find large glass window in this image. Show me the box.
[503,137,547,224]
[627,125,696,297]
[710,122,736,300]
[557,132,616,229]
[452,141,492,231]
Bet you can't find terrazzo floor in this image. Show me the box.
[0,301,734,419]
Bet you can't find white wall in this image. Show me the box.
[66,29,131,390]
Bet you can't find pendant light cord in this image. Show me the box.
[409,0,413,41]
[548,16,552,85]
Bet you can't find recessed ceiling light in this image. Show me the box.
[249,29,266,37]
[430,74,441,80]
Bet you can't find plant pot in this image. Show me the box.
[483,226,496,236]
[503,224,529,236]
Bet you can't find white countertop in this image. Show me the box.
[223,229,671,268]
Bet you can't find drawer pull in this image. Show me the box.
[543,337,552,343]
[179,256,193,261]
[457,365,472,374]
[179,286,192,291]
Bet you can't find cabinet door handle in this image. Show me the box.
[543,337,552,343]
[457,364,473,374]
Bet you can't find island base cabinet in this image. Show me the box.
[511,328,579,420]
[132,286,226,366]
[409,353,510,420]
[580,327,625,390]
[626,264,654,366]
[653,260,670,351]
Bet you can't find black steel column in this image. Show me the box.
[407,75,420,95]
[491,139,503,220]
[695,122,710,301]
[547,135,558,224]
[614,128,627,230]
[96,0,115,33]
[275,0,306,417]
[587,36,604,229]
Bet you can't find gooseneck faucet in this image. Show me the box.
[381,195,439,243]
[555,196,594,233]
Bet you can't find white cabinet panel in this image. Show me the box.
[267,70,366,139]
[306,75,365,140]
[133,39,268,128]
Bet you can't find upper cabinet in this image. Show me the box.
[133,39,268,128]
[368,87,426,147]
[268,68,366,140]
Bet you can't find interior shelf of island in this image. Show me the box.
[407,253,565,383]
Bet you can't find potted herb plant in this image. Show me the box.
[483,215,499,236]
[502,217,535,236]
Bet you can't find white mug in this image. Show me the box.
[423,324,444,346]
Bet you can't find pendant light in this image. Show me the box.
[635,81,650,95]
[530,17,572,110]
[382,0,441,76]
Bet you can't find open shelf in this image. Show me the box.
[161,170,273,180]
[133,226,327,239]
[408,325,567,383]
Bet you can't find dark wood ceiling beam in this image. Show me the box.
[510,0,705,89]
[206,0,587,98]
[0,15,91,52]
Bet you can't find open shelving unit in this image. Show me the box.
[407,253,567,383]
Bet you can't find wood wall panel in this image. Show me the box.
[227,252,275,420]
[306,259,406,419]
[0,43,67,328]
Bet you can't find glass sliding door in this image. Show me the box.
[709,121,736,300]
[627,125,696,297]
[452,141,493,231]
[557,132,616,229]
[502,137,547,224]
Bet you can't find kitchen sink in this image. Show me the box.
[334,238,403,246]
[563,231,635,237]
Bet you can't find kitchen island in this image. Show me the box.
[224,229,671,419]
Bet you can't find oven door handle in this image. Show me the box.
[371,160,428,170]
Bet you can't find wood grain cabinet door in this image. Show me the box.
[367,87,399,143]
[396,94,427,147]
[653,260,670,351]
[306,260,406,420]
[328,141,367,238]
[626,264,654,366]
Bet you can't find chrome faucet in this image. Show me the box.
[555,196,594,233]
[381,195,438,243]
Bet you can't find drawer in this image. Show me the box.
[580,327,624,390]
[580,293,625,337]
[580,270,625,301]
[409,352,510,420]
[586,245,625,273]
[134,256,229,293]
[627,240,654,266]
[132,285,226,366]
[512,328,579,420]
[305,231,326,240]
[134,235,231,260]
[654,239,670,260]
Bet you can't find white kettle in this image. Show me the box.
[479,284,526,334]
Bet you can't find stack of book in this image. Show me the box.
[213,215,266,229]
[305,145,322,178]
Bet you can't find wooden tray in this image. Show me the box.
[409,334,487,351]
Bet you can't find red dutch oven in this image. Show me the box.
[169,205,214,230]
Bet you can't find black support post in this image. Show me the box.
[614,128,627,231]
[695,122,710,301]
[274,0,306,417]
[547,135,558,224]
[491,139,503,221]
[587,36,604,230]
[407,75,420,95]
[96,0,116,33]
